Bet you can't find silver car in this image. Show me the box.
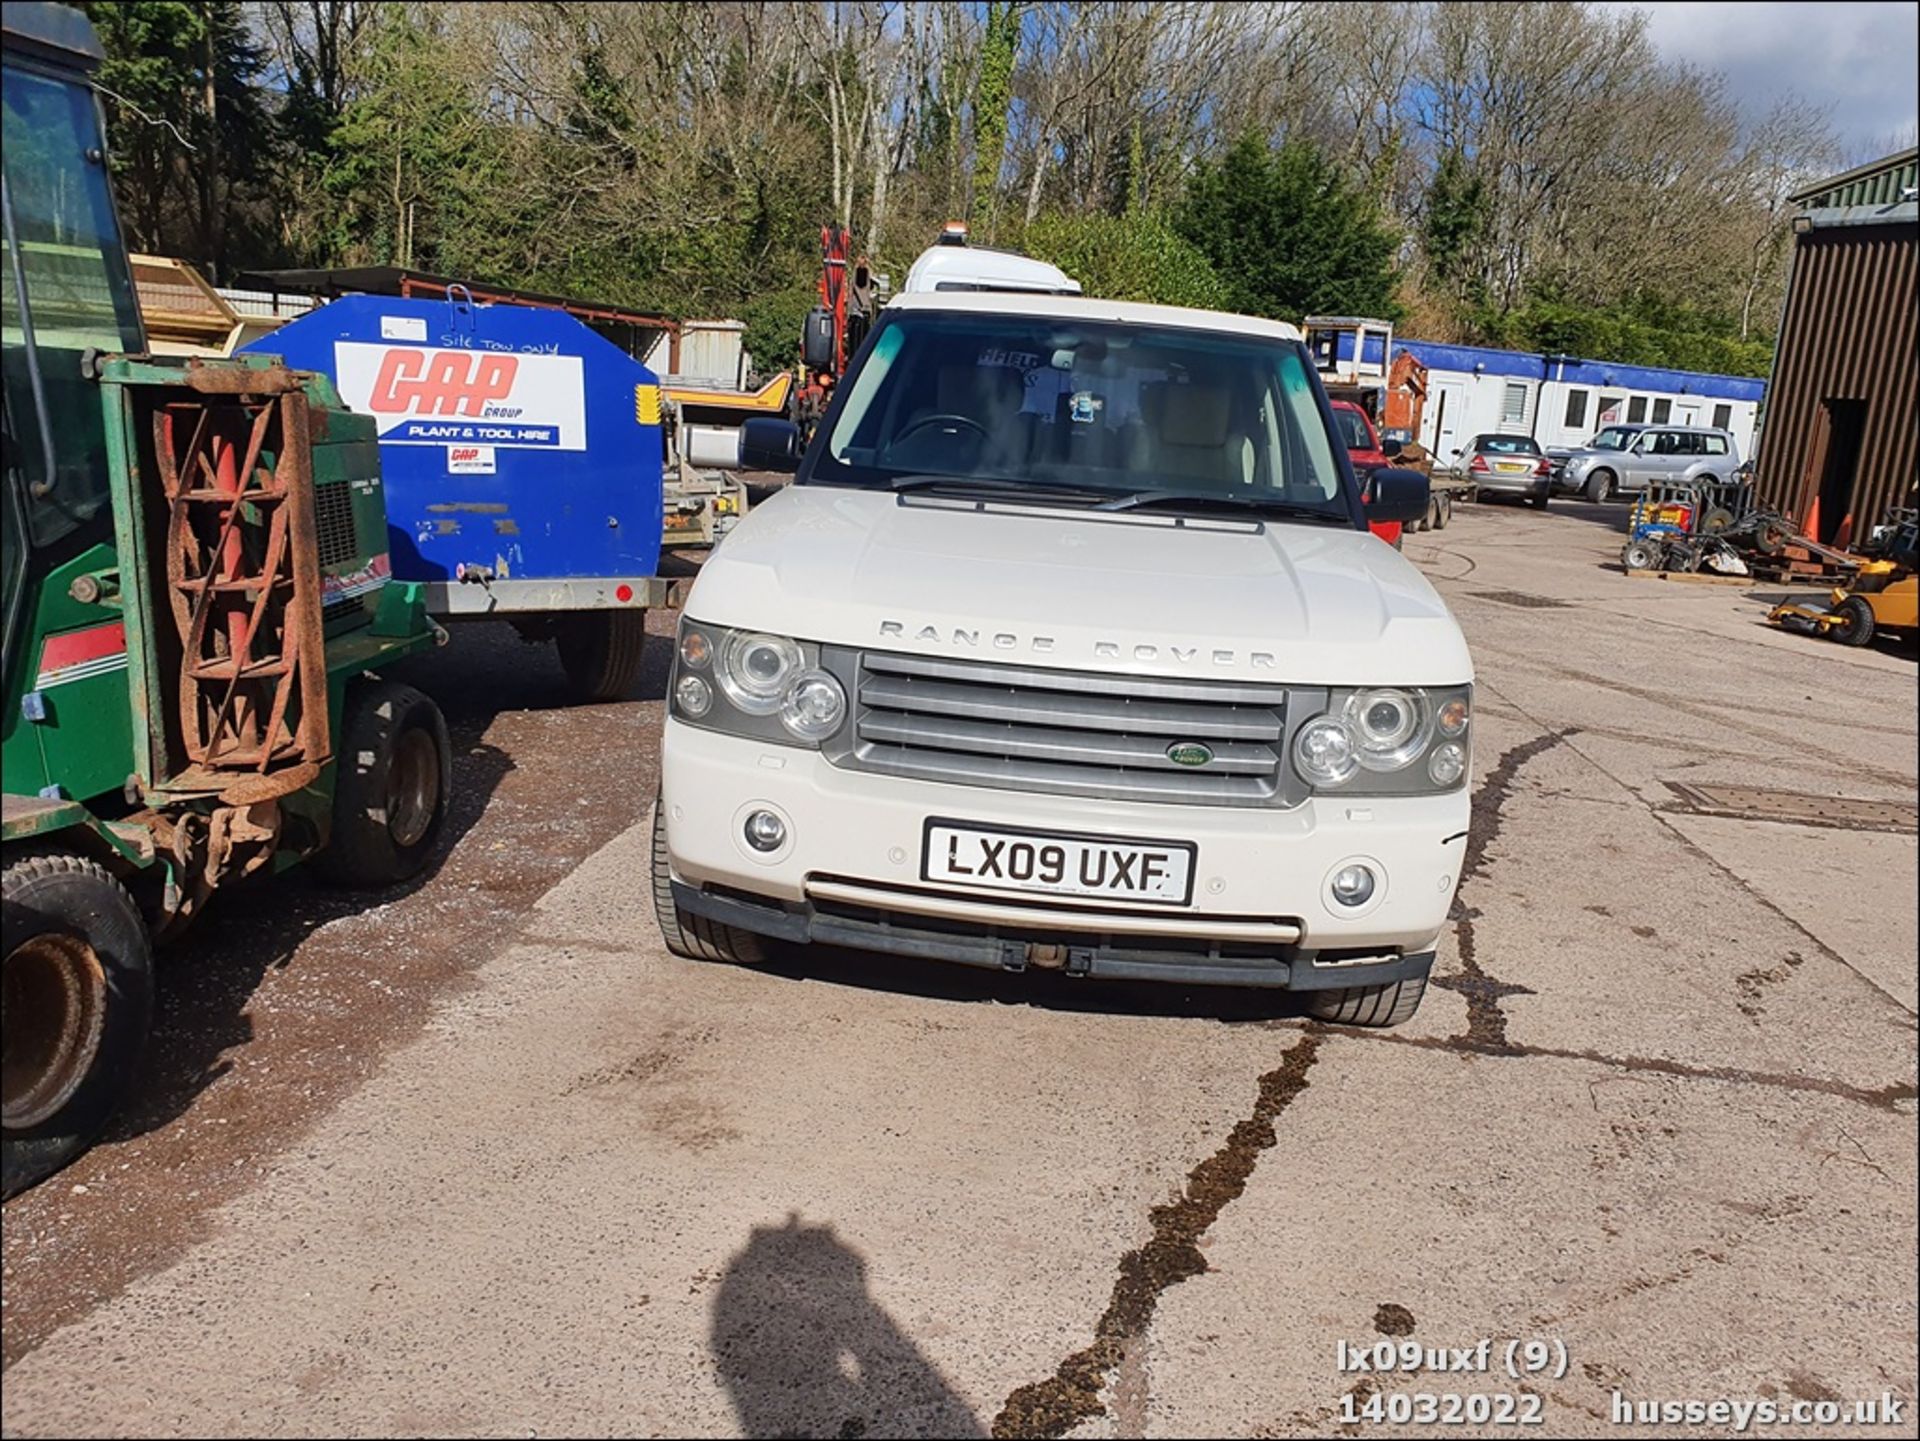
[1554,425,1742,502]
[1461,433,1553,508]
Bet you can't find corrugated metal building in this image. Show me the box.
[1754,148,1918,546]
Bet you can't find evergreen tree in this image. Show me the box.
[1173,134,1401,321]
[970,1,1020,238]
[82,0,275,271]
[1421,147,1488,300]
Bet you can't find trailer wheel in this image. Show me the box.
[557,610,649,703]
[649,803,766,966]
[315,679,451,887]
[2,850,153,1199]
[1435,492,1453,529]
[1832,596,1876,647]
[1306,975,1426,1027]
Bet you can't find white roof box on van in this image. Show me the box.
[900,224,1082,296]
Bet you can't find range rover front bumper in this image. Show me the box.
[661,720,1469,988]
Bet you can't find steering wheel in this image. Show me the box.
[895,413,989,443]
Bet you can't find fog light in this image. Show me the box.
[674,673,713,718]
[1330,863,1377,907]
[743,809,786,852]
[1428,741,1466,785]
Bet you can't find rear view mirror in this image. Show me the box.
[1363,467,1429,523]
[739,417,802,473]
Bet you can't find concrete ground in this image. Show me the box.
[3,496,1915,1438]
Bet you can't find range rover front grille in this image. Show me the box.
[828,650,1311,808]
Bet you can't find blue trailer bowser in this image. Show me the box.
[245,293,669,700]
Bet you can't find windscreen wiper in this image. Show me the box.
[1095,490,1350,523]
[889,474,1117,504]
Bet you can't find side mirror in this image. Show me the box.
[1363,466,1429,523]
[1381,437,1404,459]
[739,416,802,473]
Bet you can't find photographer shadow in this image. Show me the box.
[711,1214,985,1440]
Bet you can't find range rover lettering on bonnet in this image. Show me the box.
[878,620,1277,668]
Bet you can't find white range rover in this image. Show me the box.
[652,292,1470,1026]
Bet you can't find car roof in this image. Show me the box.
[885,289,1304,342]
[901,246,1081,295]
[1600,422,1729,434]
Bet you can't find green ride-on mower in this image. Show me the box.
[3,2,453,1197]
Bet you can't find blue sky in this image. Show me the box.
[1606,1,1919,160]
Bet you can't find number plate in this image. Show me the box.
[922,820,1195,905]
[1494,460,1528,473]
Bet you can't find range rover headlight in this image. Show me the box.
[672,619,849,748]
[1292,685,1471,794]
[1294,717,1359,786]
[715,631,804,715]
[780,670,847,741]
[1343,688,1434,771]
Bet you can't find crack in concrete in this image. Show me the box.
[990,705,1913,1438]
[1430,730,1570,1048]
[989,1031,1325,1439]
[1476,647,1917,790]
[1328,1027,1917,1113]
[1648,807,1918,1019]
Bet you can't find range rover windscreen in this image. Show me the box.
[811,312,1357,524]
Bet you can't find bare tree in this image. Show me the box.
[1735,96,1845,336]
[255,0,376,120]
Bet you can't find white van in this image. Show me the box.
[899,223,1081,296]
[653,290,1466,1026]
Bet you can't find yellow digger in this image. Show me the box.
[1769,514,1917,647]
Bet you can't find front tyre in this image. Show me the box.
[1832,595,1876,647]
[1306,975,1426,1028]
[2,851,154,1198]
[649,803,766,966]
[1584,469,1614,502]
[1621,539,1661,572]
[314,679,452,887]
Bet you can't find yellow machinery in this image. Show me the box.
[1769,512,1918,647]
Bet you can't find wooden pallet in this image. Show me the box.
[1623,565,1843,588]
[1623,568,1756,586]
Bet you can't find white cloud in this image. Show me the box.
[1602,0,1919,157]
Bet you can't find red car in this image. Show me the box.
[1330,399,1403,548]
